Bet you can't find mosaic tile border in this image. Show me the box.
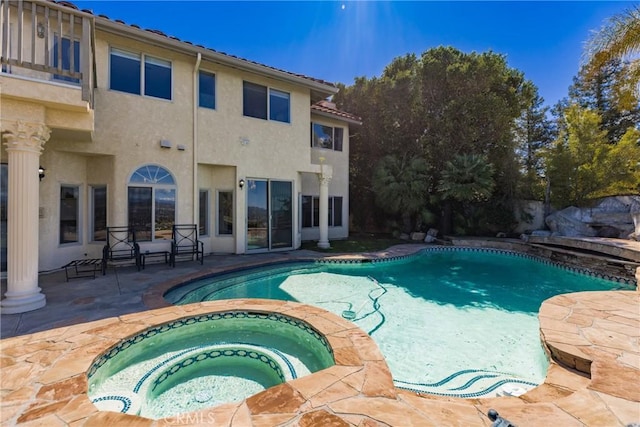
[395,368,539,399]
[151,347,286,392]
[421,246,635,285]
[170,263,323,305]
[314,246,633,285]
[88,311,333,380]
[91,394,134,413]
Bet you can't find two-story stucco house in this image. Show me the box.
[0,0,361,313]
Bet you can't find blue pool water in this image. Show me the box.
[165,248,632,398]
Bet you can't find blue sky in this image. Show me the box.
[75,1,634,108]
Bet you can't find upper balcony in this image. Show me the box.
[1,0,95,139]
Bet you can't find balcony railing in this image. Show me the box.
[0,0,95,106]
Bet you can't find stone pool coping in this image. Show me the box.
[1,244,639,426]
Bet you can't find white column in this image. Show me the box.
[1,120,50,314]
[317,174,331,249]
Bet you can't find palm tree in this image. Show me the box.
[583,5,640,95]
[372,154,432,233]
[437,154,495,235]
[438,154,495,203]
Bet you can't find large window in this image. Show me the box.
[301,196,343,228]
[269,89,290,123]
[53,35,80,83]
[128,165,176,241]
[243,81,290,123]
[91,186,107,241]
[217,190,233,235]
[60,186,79,244]
[199,189,209,236]
[311,123,344,151]
[110,48,172,100]
[198,71,216,109]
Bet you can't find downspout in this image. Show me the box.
[193,53,201,224]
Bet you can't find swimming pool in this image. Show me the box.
[165,248,632,398]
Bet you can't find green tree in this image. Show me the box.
[419,47,526,233]
[583,5,640,100]
[514,84,555,199]
[335,47,531,234]
[437,154,495,234]
[547,104,640,207]
[372,154,432,233]
[568,59,639,144]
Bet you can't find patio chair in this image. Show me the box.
[102,226,142,272]
[170,224,204,267]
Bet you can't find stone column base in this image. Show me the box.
[317,241,331,249]
[1,290,46,314]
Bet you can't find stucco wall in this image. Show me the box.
[2,18,353,272]
[300,114,350,242]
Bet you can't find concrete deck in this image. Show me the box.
[1,245,639,426]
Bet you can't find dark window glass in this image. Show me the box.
[128,187,152,241]
[92,186,107,241]
[154,188,175,239]
[60,186,79,244]
[334,127,344,152]
[199,190,208,236]
[218,191,233,235]
[144,56,171,100]
[243,81,267,119]
[269,89,290,123]
[1,164,7,271]
[313,196,320,228]
[302,195,312,228]
[312,123,333,149]
[110,48,141,95]
[199,71,215,109]
[333,196,343,226]
[53,36,80,83]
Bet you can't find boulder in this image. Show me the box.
[424,228,439,243]
[597,226,621,238]
[545,208,598,237]
[411,232,426,241]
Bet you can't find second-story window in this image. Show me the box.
[311,123,344,151]
[198,71,216,109]
[243,81,290,123]
[110,48,172,100]
[53,36,80,84]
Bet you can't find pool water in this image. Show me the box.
[166,248,632,398]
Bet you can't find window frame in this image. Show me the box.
[216,189,234,236]
[52,34,80,84]
[301,195,343,228]
[199,189,209,237]
[242,81,290,123]
[90,185,107,242]
[198,70,216,109]
[109,47,173,100]
[311,122,344,151]
[127,165,176,242]
[59,185,81,245]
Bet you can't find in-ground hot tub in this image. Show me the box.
[87,310,335,419]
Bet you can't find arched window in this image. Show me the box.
[128,165,176,241]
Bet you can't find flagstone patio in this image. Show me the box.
[1,244,638,426]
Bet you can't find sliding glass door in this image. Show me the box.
[246,179,292,251]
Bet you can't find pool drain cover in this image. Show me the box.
[194,391,213,403]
